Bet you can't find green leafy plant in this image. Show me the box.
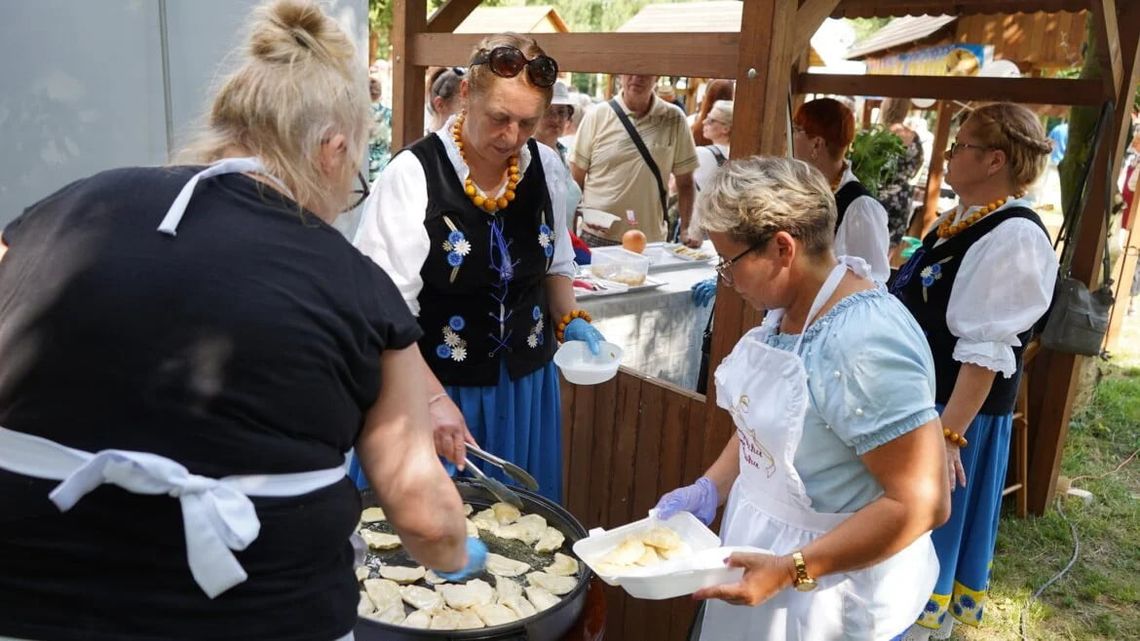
[847,126,905,196]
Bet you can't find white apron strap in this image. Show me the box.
[0,426,344,598]
[157,157,292,236]
[792,262,849,356]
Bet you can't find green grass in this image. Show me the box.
[957,352,1140,641]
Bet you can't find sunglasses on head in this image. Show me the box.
[471,46,559,88]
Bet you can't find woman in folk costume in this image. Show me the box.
[655,156,950,640]
[353,33,604,502]
[894,103,1057,641]
[792,98,892,283]
[0,2,475,640]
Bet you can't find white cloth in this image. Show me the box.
[687,143,729,240]
[353,115,575,315]
[0,426,344,599]
[932,199,1058,377]
[157,157,291,236]
[699,259,938,641]
[834,167,891,284]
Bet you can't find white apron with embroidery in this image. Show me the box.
[699,258,939,641]
[0,158,346,600]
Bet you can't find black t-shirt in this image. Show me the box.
[0,166,421,640]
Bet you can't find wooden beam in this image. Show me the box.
[796,73,1107,106]
[795,0,841,54]
[411,32,741,78]
[392,0,427,150]
[832,0,1085,17]
[1091,0,1124,102]
[425,0,480,33]
[1027,0,1140,515]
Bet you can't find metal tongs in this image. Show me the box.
[463,443,539,509]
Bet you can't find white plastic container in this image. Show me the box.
[589,247,650,286]
[572,511,770,600]
[554,341,623,385]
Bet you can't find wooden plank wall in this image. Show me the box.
[956,11,1086,72]
[561,369,711,641]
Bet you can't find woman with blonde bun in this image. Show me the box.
[0,2,475,640]
[894,103,1057,641]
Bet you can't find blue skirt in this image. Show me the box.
[349,361,563,503]
[915,408,1012,630]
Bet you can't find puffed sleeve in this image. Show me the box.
[946,217,1058,377]
[834,196,891,284]
[536,143,577,279]
[809,295,940,455]
[352,150,431,316]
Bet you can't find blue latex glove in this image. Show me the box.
[654,476,719,525]
[563,317,605,355]
[691,278,717,308]
[435,537,487,582]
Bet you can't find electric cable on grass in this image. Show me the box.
[1019,497,1080,641]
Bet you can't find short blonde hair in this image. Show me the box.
[176,0,369,214]
[966,103,1052,192]
[466,33,554,105]
[700,156,836,255]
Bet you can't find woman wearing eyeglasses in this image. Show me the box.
[893,103,1056,641]
[792,98,892,283]
[0,2,473,640]
[354,33,604,502]
[655,156,948,641]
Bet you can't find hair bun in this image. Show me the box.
[249,0,347,65]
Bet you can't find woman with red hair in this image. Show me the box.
[792,98,891,283]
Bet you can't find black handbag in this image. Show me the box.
[1041,101,1116,356]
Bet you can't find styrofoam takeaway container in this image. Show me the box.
[572,511,770,600]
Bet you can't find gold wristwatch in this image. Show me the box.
[791,551,817,592]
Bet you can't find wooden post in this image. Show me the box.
[391,0,427,151]
[1027,0,1140,515]
[910,100,952,239]
[704,0,802,463]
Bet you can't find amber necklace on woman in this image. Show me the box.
[451,113,519,213]
[937,193,1023,239]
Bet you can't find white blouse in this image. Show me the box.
[686,143,729,240]
[933,198,1058,377]
[353,116,576,316]
[834,167,891,284]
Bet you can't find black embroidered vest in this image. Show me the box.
[834,180,874,231]
[891,206,1047,414]
[409,136,557,387]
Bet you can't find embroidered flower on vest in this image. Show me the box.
[526,305,545,349]
[438,318,468,362]
[440,219,468,283]
[919,256,954,302]
[538,224,554,258]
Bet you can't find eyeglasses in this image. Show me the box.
[715,240,766,286]
[945,141,993,159]
[471,46,559,88]
[343,171,369,213]
[545,105,573,120]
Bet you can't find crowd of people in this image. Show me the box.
[0,1,1080,640]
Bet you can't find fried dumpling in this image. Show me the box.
[471,508,499,531]
[501,595,538,619]
[545,552,579,577]
[635,545,662,567]
[402,609,432,628]
[436,578,494,609]
[515,514,547,539]
[378,565,426,584]
[365,602,406,625]
[534,526,565,553]
[600,538,644,565]
[660,541,693,561]
[495,576,523,602]
[463,503,474,516]
[491,501,522,525]
[642,525,683,551]
[424,569,447,585]
[466,519,480,537]
[527,571,577,596]
[363,578,402,611]
[525,585,560,611]
[360,530,402,550]
[400,584,443,611]
[430,607,485,629]
[360,506,387,523]
[355,565,371,582]
[473,602,520,626]
[485,552,530,577]
[357,590,375,615]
